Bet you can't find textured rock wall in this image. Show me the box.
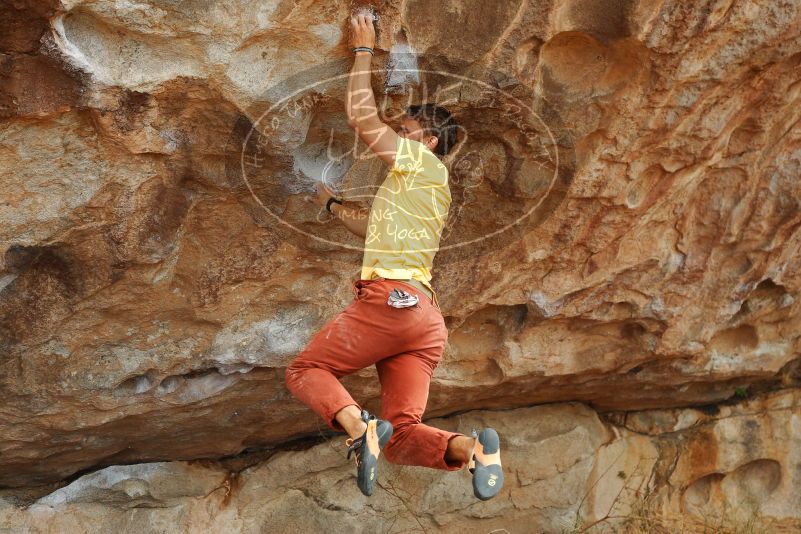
[3,391,801,532]
[2,0,801,529]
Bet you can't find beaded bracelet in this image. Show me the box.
[352,46,374,55]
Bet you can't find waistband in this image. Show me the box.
[394,279,441,311]
[360,276,440,310]
[399,278,434,300]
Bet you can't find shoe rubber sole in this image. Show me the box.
[469,428,503,501]
[352,417,394,496]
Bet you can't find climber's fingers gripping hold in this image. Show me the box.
[350,13,376,49]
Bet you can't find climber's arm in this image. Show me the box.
[346,14,399,167]
[330,201,369,239]
[305,181,368,239]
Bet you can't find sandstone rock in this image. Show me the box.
[3,393,800,532]
[1,0,800,515]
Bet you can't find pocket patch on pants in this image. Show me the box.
[387,288,419,308]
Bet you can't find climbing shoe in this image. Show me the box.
[467,427,504,501]
[345,409,394,496]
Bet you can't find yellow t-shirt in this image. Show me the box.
[360,135,451,294]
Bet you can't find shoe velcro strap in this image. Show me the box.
[346,436,365,459]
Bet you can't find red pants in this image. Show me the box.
[285,277,466,471]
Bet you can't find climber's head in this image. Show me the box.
[398,104,458,158]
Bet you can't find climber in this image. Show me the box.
[284,13,503,500]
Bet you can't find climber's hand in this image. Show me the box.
[305,181,337,209]
[349,13,376,50]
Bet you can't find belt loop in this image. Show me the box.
[432,290,441,310]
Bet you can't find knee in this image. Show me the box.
[284,358,306,392]
[284,354,327,393]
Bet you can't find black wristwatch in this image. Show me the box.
[326,196,343,213]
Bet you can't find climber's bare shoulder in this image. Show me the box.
[348,114,399,167]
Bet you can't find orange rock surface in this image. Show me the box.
[1,0,800,529]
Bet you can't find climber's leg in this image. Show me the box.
[285,278,420,434]
[376,351,468,471]
[285,307,365,433]
[285,311,381,433]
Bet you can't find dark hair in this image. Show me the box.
[406,104,458,157]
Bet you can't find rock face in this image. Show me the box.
[1,0,801,529]
[3,391,801,533]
